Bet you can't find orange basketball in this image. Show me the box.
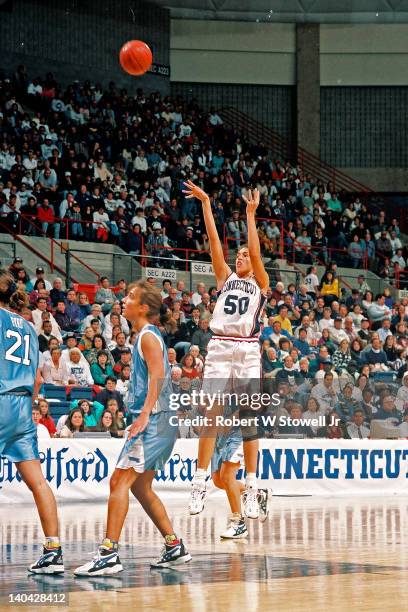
[119,40,153,76]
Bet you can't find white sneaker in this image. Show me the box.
[189,481,207,515]
[258,489,270,523]
[242,487,259,519]
[74,546,123,576]
[220,516,248,539]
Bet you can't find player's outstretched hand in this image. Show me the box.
[242,189,260,215]
[128,412,149,439]
[182,180,209,203]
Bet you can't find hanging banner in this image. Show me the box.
[1,439,408,503]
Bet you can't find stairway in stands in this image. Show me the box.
[221,107,372,194]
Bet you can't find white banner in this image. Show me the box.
[2,439,408,504]
[145,267,177,281]
[191,262,213,275]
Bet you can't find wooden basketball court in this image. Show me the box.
[1,496,407,612]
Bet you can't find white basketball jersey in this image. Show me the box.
[210,273,267,338]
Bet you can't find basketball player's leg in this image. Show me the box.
[212,449,247,539]
[234,343,270,521]
[196,401,224,469]
[131,470,191,568]
[190,401,228,515]
[106,467,139,541]
[74,466,136,576]
[17,460,59,537]
[190,339,234,515]
[17,459,64,574]
[5,396,64,574]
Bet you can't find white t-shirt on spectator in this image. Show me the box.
[36,423,51,439]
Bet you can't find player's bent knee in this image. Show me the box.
[110,468,136,492]
[211,471,225,489]
[219,463,240,486]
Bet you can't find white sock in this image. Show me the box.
[245,473,257,490]
[193,468,207,483]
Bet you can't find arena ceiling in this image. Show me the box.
[147,0,408,22]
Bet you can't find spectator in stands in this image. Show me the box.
[374,396,402,425]
[191,317,213,357]
[38,398,57,436]
[38,320,56,352]
[54,300,78,334]
[42,347,68,386]
[77,292,92,319]
[32,296,62,341]
[59,408,85,438]
[90,350,115,386]
[115,365,131,402]
[346,410,370,439]
[106,398,126,432]
[191,282,206,306]
[95,277,116,314]
[82,303,105,331]
[273,305,293,336]
[66,348,94,387]
[311,371,339,412]
[180,353,200,380]
[319,271,340,305]
[32,407,51,439]
[112,348,132,376]
[50,277,66,307]
[95,376,124,411]
[96,410,121,437]
[367,294,392,330]
[361,336,389,371]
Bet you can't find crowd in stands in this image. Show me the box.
[6,251,408,441]
[0,65,407,440]
[0,65,406,286]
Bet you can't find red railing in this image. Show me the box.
[140,239,211,272]
[2,213,101,283]
[223,216,284,259]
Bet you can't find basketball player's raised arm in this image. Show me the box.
[182,180,231,288]
[128,333,164,438]
[242,189,269,293]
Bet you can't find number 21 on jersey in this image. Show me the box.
[5,330,31,365]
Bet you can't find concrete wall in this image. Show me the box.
[170,20,296,85]
[338,168,408,193]
[171,21,408,87]
[320,24,408,86]
[0,0,170,94]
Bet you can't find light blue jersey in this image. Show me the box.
[116,323,177,473]
[0,308,40,463]
[0,308,38,394]
[127,324,172,416]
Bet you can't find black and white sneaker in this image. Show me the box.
[150,540,192,569]
[74,546,123,576]
[220,516,248,539]
[189,482,207,515]
[258,489,271,523]
[28,546,64,574]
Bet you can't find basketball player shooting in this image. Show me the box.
[182,180,270,521]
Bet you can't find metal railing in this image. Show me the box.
[0,212,101,285]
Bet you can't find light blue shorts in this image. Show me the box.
[211,428,244,474]
[116,411,178,473]
[0,394,39,464]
